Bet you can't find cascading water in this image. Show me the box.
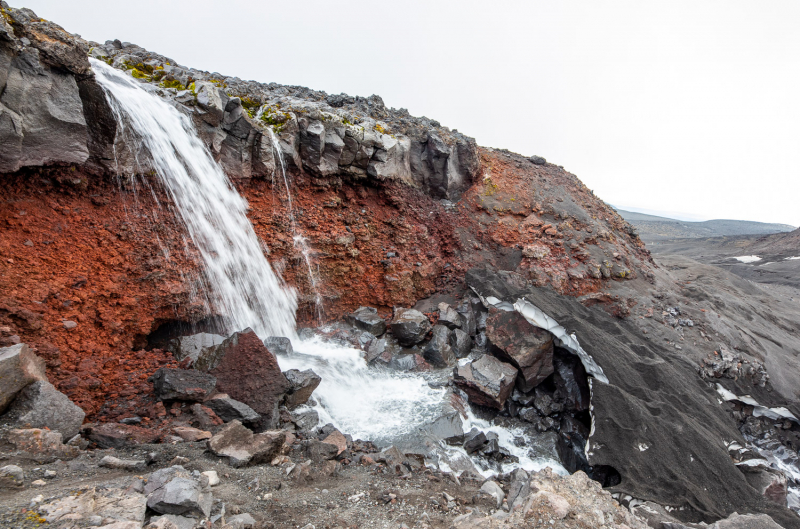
[265,128,324,323]
[91,58,297,339]
[91,58,562,477]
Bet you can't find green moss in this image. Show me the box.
[130,68,149,79]
[238,96,261,118]
[160,78,186,90]
[259,105,291,133]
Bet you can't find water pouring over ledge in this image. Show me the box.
[91,58,563,475]
[92,58,298,340]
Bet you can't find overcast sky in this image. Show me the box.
[22,0,800,226]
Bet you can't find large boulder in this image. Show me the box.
[437,302,463,329]
[422,325,455,368]
[283,369,322,409]
[204,396,260,425]
[0,343,46,413]
[485,308,554,392]
[207,420,289,467]
[390,308,431,346]
[263,336,293,356]
[453,354,517,409]
[168,333,224,364]
[345,306,386,336]
[195,329,290,431]
[0,380,85,439]
[151,368,216,402]
[2,428,80,460]
[145,466,212,519]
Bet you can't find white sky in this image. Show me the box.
[21,0,800,226]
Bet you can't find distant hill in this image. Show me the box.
[616,209,796,242]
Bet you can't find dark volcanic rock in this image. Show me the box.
[552,348,590,412]
[453,354,517,409]
[83,422,163,448]
[389,308,431,346]
[151,368,216,402]
[450,328,472,358]
[463,428,488,454]
[422,325,455,368]
[195,329,290,431]
[345,306,386,336]
[283,369,321,410]
[263,336,293,356]
[422,412,464,445]
[204,396,260,425]
[0,380,85,439]
[485,308,554,392]
[456,300,477,336]
[168,333,225,364]
[437,302,463,329]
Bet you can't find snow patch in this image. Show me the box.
[735,255,761,263]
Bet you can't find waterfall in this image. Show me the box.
[265,129,324,324]
[91,58,298,339]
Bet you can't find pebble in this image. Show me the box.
[31,479,46,486]
[44,470,57,478]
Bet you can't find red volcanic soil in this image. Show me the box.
[0,149,650,420]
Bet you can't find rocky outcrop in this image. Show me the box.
[485,308,554,392]
[453,354,517,409]
[0,343,46,412]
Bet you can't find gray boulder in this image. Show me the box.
[204,396,260,425]
[145,466,212,518]
[421,412,464,445]
[390,308,431,346]
[453,354,517,409]
[422,325,455,368]
[457,300,477,336]
[151,368,216,402]
[0,343,46,413]
[290,408,320,433]
[263,336,293,356]
[0,380,85,439]
[449,328,472,358]
[529,155,546,165]
[478,480,505,509]
[437,302,463,329]
[345,306,386,336]
[168,333,224,364]
[0,464,24,489]
[283,369,321,409]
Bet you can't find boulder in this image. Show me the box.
[0,343,46,413]
[478,480,505,509]
[207,420,289,467]
[422,412,464,445]
[389,308,431,346]
[463,428,488,454]
[146,468,212,519]
[83,423,163,448]
[457,300,477,336]
[99,456,146,472]
[195,329,290,431]
[204,396,260,425]
[263,336,293,356]
[2,428,79,460]
[422,325,455,368]
[172,427,212,442]
[0,464,24,489]
[738,463,788,506]
[168,333,224,364]
[453,354,517,409]
[345,306,387,336]
[389,353,431,372]
[290,409,319,432]
[322,429,348,456]
[151,368,216,402]
[299,438,339,462]
[437,302,463,329]
[283,369,322,410]
[450,328,472,358]
[0,380,85,439]
[485,308,554,392]
[364,334,402,365]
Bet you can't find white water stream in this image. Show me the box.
[92,59,562,476]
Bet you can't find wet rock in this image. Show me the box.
[290,408,320,432]
[422,412,464,445]
[207,420,289,467]
[457,300,477,336]
[450,328,472,358]
[518,407,556,432]
[511,387,536,407]
[2,428,80,460]
[0,465,24,489]
[533,390,563,416]
[151,368,216,402]
[423,325,455,368]
[345,306,386,336]
[453,354,517,409]
[82,423,163,448]
[204,396,260,425]
[478,480,505,508]
[195,329,290,431]
[485,308,554,392]
[168,333,224,364]
[390,308,431,346]
[263,336,293,356]
[552,348,590,412]
[0,343,47,413]
[437,302,463,329]
[389,353,431,372]
[463,428,488,454]
[283,369,322,410]
[99,455,146,472]
[0,380,85,439]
